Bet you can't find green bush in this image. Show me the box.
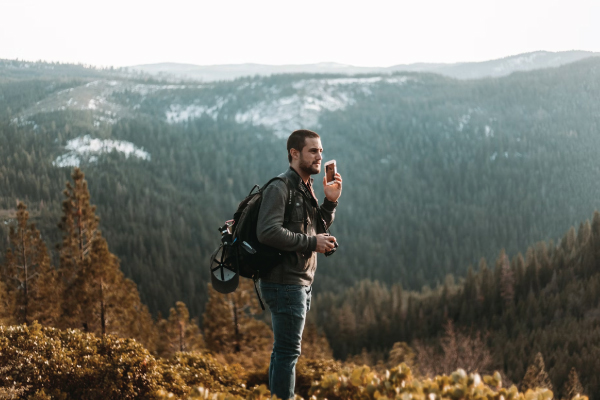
[243,357,343,398]
[0,323,162,399]
[308,364,562,400]
[161,352,246,395]
[161,363,572,400]
[296,358,344,398]
[159,363,586,400]
[0,324,247,399]
[2,324,585,400]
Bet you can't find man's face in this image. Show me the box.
[298,137,323,175]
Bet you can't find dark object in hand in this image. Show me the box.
[324,240,339,257]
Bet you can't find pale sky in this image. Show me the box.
[1,0,598,68]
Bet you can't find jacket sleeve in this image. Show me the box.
[257,180,317,252]
[320,198,337,230]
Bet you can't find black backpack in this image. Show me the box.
[210,176,295,308]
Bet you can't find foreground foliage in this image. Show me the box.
[0,323,242,399]
[158,363,583,400]
[0,323,586,400]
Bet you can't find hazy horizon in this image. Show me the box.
[3,49,597,71]
[1,0,598,68]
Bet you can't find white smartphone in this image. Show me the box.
[324,160,337,185]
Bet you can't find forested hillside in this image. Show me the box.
[2,56,600,398]
[2,57,600,317]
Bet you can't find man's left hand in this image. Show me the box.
[323,173,342,202]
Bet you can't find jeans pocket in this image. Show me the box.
[286,286,308,319]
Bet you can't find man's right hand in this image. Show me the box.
[315,234,337,254]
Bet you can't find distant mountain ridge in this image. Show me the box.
[129,50,599,81]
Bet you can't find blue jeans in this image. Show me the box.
[260,281,312,400]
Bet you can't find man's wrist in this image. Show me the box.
[308,235,317,252]
[322,197,338,210]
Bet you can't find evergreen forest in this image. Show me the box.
[1,57,600,398]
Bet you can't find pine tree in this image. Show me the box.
[74,237,155,342]
[301,320,333,360]
[390,283,404,334]
[578,220,595,278]
[478,258,493,315]
[590,211,600,264]
[563,367,584,399]
[336,302,358,358]
[112,278,158,351]
[524,249,541,295]
[513,253,526,300]
[499,251,514,307]
[562,227,577,256]
[463,266,477,303]
[57,168,156,348]
[58,168,99,331]
[28,261,61,327]
[203,285,237,354]
[536,242,553,288]
[202,281,272,369]
[0,280,15,325]
[460,266,477,325]
[156,301,204,358]
[577,221,591,248]
[520,352,553,392]
[388,342,415,368]
[1,202,58,325]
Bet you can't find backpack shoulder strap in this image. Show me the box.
[260,175,295,223]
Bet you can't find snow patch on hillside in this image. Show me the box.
[490,151,523,161]
[454,107,487,133]
[166,97,228,123]
[163,75,411,136]
[457,113,471,132]
[53,135,150,167]
[129,83,192,96]
[14,80,199,127]
[235,76,410,137]
[234,91,352,137]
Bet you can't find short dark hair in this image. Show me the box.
[287,129,320,163]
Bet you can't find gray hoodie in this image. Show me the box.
[257,167,337,285]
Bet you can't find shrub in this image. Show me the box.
[159,363,582,400]
[161,352,247,395]
[308,363,562,400]
[295,358,343,398]
[1,324,585,400]
[243,357,343,398]
[0,323,161,399]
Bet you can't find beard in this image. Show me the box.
[299,155,321,175]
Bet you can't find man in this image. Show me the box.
[257,129,342,399]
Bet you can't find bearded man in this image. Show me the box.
[257,129,342,399]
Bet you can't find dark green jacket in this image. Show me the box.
[257,167,337,285]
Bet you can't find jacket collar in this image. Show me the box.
[287,166,313,185]
[286,167,317,204]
